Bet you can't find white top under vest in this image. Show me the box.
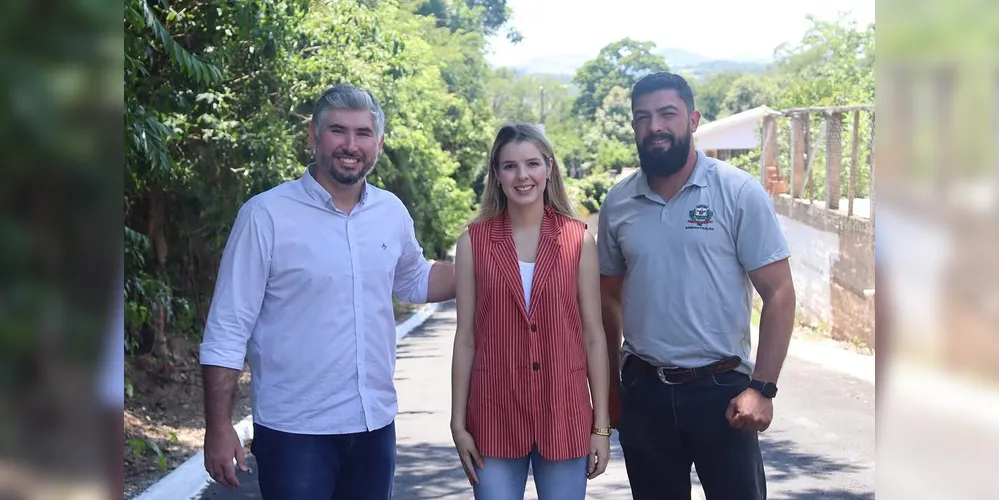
[519,260,536,312]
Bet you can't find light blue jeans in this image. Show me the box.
[472,445,588,500]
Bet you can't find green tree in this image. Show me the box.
[485,69,571,125]
[719,75,778,117]
[772,14,874,108]
[575,173,617,213]
[414,0,521,41]
[402,3,495,188]
[125,0,308,355]
[692,72,742,121]
[122,0,498,356]
[770,14,875,199]
[571,39,670,120]
[581,86,638,174]
[591,86,634,144]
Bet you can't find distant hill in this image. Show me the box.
[524,72,575,85]
[679,60,771,80]
[656,47,770,79]
[508,54,591,79]
[655,47,714,68]
[503,47,771,82]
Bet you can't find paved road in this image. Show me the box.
[876,364,999,500]
[200,301,875,499]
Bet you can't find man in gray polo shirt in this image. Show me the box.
[599,72,796,499]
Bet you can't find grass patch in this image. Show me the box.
[751,299,873,355]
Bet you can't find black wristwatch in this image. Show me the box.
[749,379,778,399]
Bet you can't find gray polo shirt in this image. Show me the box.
[598,150,791,376]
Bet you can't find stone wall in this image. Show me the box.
[771,194,876,348]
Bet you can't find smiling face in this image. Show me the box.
[631,88,700,178]
[495,140,550,209]
[309,108,383,186]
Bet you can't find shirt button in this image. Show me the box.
[532,362,541,371]
[530,324,537,332]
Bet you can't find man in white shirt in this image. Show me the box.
[199,83,456,499]
[99,262,125,497]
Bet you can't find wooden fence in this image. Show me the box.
[759,105,876,220]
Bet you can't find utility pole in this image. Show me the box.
[539,85,546,125]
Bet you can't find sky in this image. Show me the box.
[485,0,875,68]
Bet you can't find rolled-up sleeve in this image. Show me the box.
[392,211,431,304]
[199,200,273,370]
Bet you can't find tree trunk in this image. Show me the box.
[147,186,171,359]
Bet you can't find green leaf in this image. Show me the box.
[126,438,146,456]
[135,0,223,84]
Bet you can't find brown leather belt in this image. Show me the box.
[627,355,742,385]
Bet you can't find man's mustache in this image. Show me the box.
[643,134,675,148]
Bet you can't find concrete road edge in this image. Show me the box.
[132,301,442,500]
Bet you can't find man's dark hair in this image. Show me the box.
[631,72,696,113]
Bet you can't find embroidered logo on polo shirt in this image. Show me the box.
[381,243,388,250]
[686,204,715,231]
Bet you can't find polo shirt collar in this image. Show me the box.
[686,150,711,188]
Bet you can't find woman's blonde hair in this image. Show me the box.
[470,122,579,224]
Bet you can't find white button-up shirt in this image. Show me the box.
[199,166,432,435]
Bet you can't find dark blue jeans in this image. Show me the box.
[250,421,396,500]
[618,359,766,500]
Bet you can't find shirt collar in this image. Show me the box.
[300,163,370,209]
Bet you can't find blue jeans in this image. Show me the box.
[472,444,588,500]
[618,358,766,500]
[250,421,396,500]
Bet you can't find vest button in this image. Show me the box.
[532,362,541,371]
[530,324,537,332]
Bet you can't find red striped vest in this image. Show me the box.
[465,206,592,460]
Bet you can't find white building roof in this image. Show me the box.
[693,105,780,151]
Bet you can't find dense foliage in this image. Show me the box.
[124,0,873,361]
[124,0,507,355]
[485,13,875,207]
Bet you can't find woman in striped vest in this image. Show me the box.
[450,122,612,499]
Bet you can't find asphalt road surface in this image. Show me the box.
[199,301,875,499]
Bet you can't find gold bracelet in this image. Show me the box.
[592,426,612,436]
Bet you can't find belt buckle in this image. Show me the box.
[656,366,684,385]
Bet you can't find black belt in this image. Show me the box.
[627,355,742,385]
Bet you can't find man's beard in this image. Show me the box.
[318,150,376,186]
[637,129,692,179]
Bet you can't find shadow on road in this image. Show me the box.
[199,455,261,499]
[759,436,873,499]
[396,339,439,360]
[396,306,455,361]
[762,437,862,480]
[781,488,875,500]
[402,303,456,342]
[393,441,469,500]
